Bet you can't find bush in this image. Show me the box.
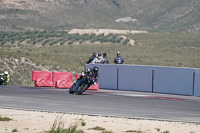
[12,128,18,132]
[0,116,12,121]
[122,38,129,45]
[48,116,84,133]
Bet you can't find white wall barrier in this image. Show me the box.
[86,64,200,96]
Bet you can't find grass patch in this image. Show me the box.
[48,116,84,133]
[126,130,142,133]
[89,126,105,131]
[162,131,170,133]
[155,128,160,131]
[102,131,113,133]
[81,120,86,126]
[0,116,12,122]
[12,128,18,132]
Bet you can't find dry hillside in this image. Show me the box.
[0,0,200,32]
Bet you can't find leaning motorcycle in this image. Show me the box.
[69,70,97,95]
[0,75,7,85]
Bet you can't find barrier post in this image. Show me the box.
[117,67,119,90]
[194,69,200,96]
[152,70,154,93]
[193,72,195,96]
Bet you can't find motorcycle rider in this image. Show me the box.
[74,66,99,92]
[0,71,10,85]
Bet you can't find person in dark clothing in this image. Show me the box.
[100,53,109,64]
[86,52,97,64]
[113,51,124,64]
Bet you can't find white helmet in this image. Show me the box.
[4,71,8,75]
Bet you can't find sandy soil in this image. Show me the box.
[68,29,147,35]
[0,109,200,133]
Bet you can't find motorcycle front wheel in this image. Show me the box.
[76,83,88,95]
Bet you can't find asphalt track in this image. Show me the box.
[0,86,200,123]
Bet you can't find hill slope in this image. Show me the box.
[0,0,200,32]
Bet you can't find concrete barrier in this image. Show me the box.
[153,66,195,96]
[86,64,118,90]
[118,65,153,92]
[85,64,200,96]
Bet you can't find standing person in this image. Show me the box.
[113,51,124,64]
[86,51,97,64]
[90,53,103,64]
[100,53,109,64]
[0,71,10,85]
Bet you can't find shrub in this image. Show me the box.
[48,116,84,133]
[102,131,113,133]
[0,116,12,121]
[12,128,18,132]
[162,131,170,133]
[89,126,105,131]
[81,120,86,126]
[122,38,129,45]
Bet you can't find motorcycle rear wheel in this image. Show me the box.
[69,83,76,94]
[76,83,88,95]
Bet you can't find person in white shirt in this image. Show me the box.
[90,53,103,64]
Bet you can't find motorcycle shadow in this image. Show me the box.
[69,91,93,95]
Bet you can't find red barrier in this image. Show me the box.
[35,79,55,87]
[88,83,99,91]
[56,80,73,89]
[76,73,99,91]
[32,71,55,87]
[53,72,73,89]
[32,71,52,81]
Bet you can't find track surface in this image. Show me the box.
[0,86,200,123]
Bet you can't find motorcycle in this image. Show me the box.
[0,75,7,85]
[69,70,97,95]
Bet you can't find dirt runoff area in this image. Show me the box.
[0,109,200,133]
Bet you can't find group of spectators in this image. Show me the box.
[86,51,124,64]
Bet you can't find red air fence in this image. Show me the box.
[52,72,73,89]
[32,71,99,91]
[32,71,55,87]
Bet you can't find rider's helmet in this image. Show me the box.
[86,68,91,72]
[4,71,8,75]
[93,66,99,73]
